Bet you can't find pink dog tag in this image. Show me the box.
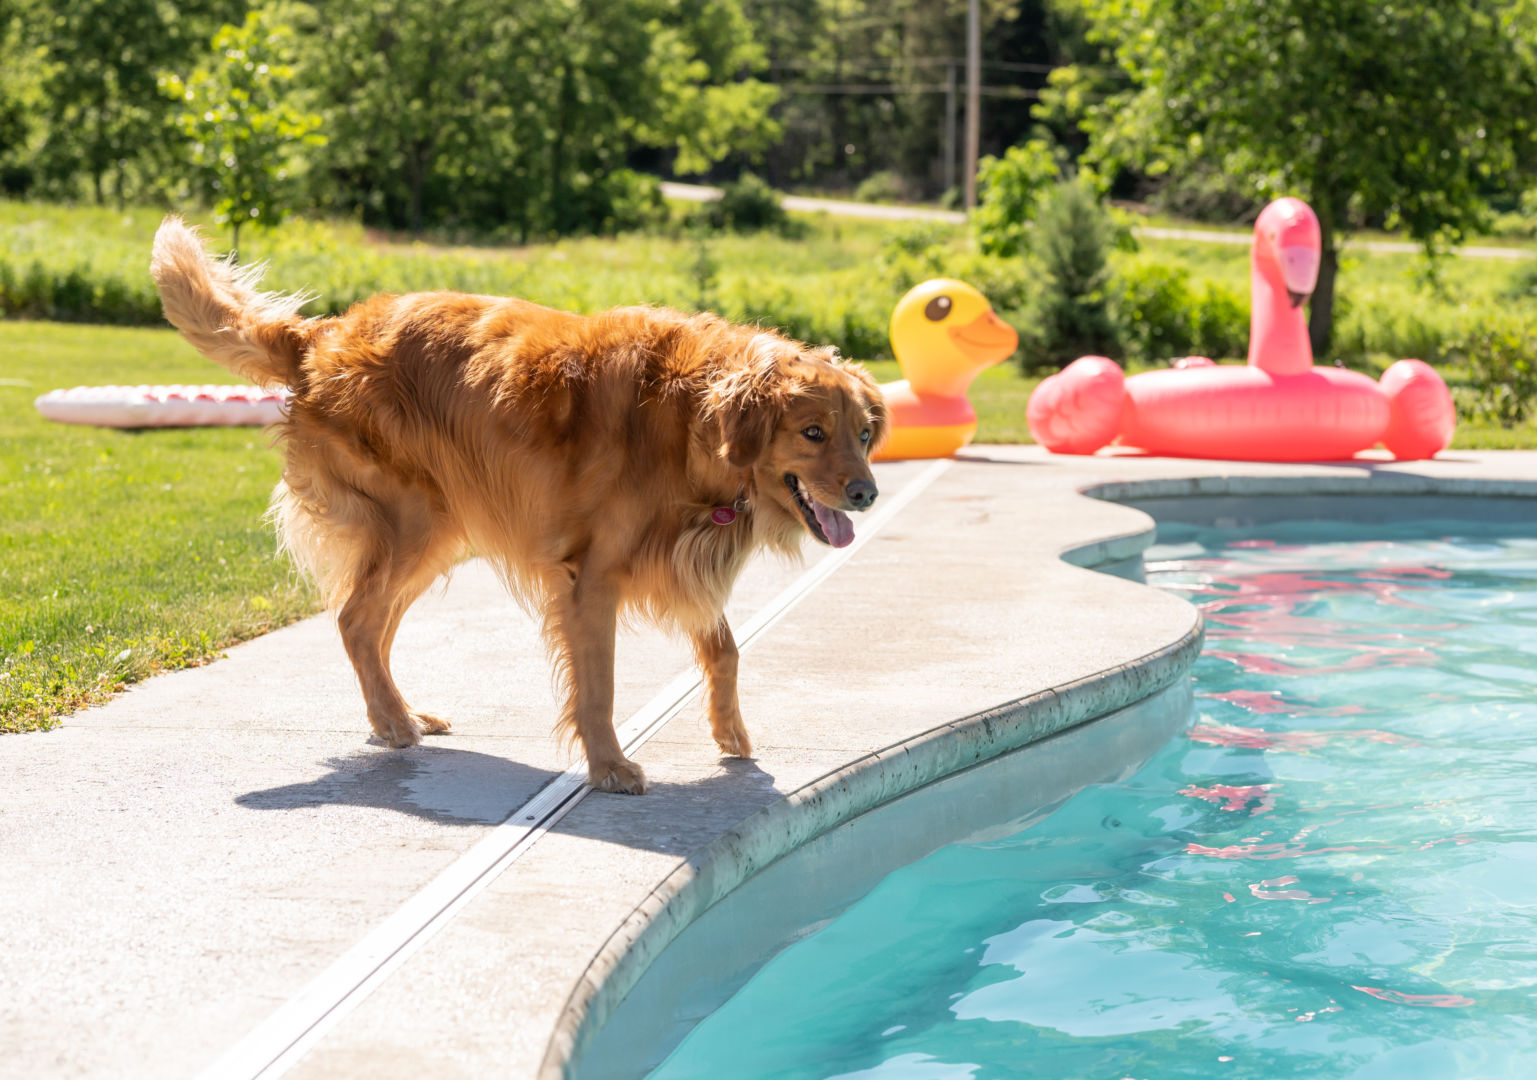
[710,506,737,525]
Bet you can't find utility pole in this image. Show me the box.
[943,62,957,195]
[963,0,981,210]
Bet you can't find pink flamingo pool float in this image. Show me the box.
[1026,197,1456,461]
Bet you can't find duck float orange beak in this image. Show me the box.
[872,278,1019,461]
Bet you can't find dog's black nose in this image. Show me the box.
[846,479,878,509]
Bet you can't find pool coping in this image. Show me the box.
[541,506,1201,1078]
[544,453,1537,1080]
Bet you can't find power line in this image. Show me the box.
[768,57,1111,75]
[775,83,1041,98]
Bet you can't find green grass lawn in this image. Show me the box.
[1,321,315,732]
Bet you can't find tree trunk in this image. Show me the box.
[551,62,574,234]
[1308,200,1338,359]
[409,147,425,235]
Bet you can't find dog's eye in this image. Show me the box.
[802,425,825,442]
[860,429,871,444]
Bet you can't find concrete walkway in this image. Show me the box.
[662,180,1537,260]
[5,448,1537,1079]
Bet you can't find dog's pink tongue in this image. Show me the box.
[811,500,855,548]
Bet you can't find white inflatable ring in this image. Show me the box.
[34,385,290,428]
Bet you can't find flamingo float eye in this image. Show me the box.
[924,296,952,321]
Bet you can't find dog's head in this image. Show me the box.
[707,334,888,549]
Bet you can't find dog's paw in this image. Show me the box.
[711,711,753,759]
[370,711,423,748]
[589,757,648,795]
[411,711,453,735]
[713,725,753,759]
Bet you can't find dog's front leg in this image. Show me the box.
[552,567,647,795]
[690,618,751,759]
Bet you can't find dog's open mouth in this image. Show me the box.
[784,474,855,548]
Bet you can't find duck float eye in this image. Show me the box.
[802,424,825,442]
[924,296,952,321]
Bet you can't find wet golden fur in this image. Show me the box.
[150,217,887,793]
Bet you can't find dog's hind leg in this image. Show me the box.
[376,534,464,736]
[690,619,751,758]
[336,501,462,748]
[545,563,647,794]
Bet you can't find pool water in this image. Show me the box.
[646,523,1537,1080]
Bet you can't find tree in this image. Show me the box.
[1018,176,1121,370]
[1070,0,1537,352]
[306,0,778,238]
[972,138,1060,257]
[0,0,44,193]
[161,9,324,254]
[30,0,246,204]
[736,0,1059,196]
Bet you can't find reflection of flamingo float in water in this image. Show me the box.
[1026,197,1457,461]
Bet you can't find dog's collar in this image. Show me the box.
[710,493,750,526]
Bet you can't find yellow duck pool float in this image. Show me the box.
[873,278,1020,461]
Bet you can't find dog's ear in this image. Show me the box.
[839,360,890,455]
[706,336,789,468]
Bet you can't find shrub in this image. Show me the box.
[875,225,1033,334]
[723,281,889,360]
[1109,254,1249,365]
[693,172,790,233]
[1330,291,1470,366]
[1487,211,1536,240]
[1505,258,1537,302]
[971,139,1059,258]
[1147,163,1269,223]
[853,170,906,204]
[1452,314,1537,427]
[1016,176,1120,371]
[1111,256,1195,363]
[602,169,669,233]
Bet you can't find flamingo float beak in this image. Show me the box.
[1278,244,1319,309]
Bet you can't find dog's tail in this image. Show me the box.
[150,216,314,388]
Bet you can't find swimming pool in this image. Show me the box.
[640,516,1537,1079]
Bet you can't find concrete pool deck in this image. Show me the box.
[5,447,1537,1079]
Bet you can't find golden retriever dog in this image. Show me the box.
[149,218,887,794]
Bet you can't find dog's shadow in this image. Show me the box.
[236,746,781,855]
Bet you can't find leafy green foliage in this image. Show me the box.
[1016,177,1120,370]
[972,139,1060,257]
[1070,0,1537,351]
[0,197,900,357]
[1110,253,1247,364]
[307,0,777,237]
[160,9,323,252]
[26,0,246,204]
[853,171,906,204]
[691,172,792,233]
[1454,316,1537,427]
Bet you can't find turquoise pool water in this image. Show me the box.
[647,522,1537,1080]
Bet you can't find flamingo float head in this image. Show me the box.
[1254,197,1321,308]
[1248,197,1321,374]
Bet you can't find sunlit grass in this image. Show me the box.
[0,321,315,733]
